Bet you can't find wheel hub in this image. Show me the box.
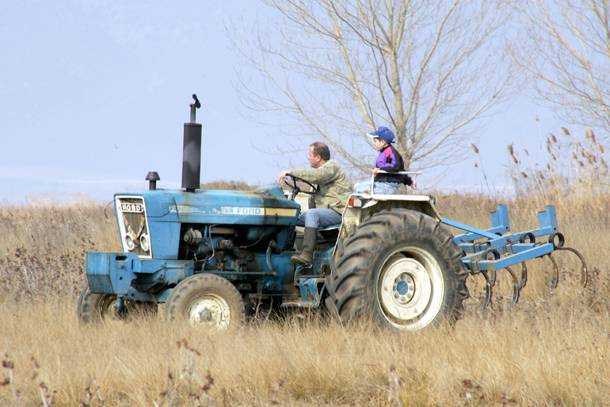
[188,295,231,330]
[379,256,433,322]
[100,297,125,320]
[393,274,415,304]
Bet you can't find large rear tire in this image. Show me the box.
[325,209,468,331]
[165,274,245,331]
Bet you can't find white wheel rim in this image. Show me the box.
[98,296,121,320]
[187,294,231,330]
[377,247,445,331]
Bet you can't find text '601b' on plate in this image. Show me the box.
[120,203,144,213]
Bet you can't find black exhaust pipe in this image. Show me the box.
[182,94,202,192]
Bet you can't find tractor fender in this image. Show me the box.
[338,193,440,240]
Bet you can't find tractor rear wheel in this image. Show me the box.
[165,274,245,331]
[325,209,468,331]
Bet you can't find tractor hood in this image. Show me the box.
[114,186,301,226]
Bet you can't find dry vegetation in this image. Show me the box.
[1,134,608,405]
[0,295,607,406]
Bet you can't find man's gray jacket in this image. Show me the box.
[289,160,351,213]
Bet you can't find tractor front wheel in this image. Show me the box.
[165,274,245,331]
[326,209,468,331]
[77,287,121,323]
[76,286,158,323]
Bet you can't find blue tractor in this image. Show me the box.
[77,96,588,331]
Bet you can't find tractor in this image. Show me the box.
[77,95,588,331]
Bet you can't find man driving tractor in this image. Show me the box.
[278,141,351,265]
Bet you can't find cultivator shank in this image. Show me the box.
[442,205,588,307]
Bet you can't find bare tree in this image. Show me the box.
[233,0,514,173]
[513,0,610,139]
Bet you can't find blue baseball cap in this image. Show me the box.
[367,126,395,144]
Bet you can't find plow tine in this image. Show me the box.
[519,262,528,290]
[556,247,589,288]
[480,270,496,309]
[505,266,522,305]
[546,255,560,290]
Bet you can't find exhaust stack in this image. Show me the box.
[182,94,202,192]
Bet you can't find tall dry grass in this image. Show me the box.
[0,202,119,299]
[0,297,607,406]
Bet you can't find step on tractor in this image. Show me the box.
[77,95,589,331]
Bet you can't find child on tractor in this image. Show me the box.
[354,126,413,194]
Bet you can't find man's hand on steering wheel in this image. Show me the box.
[279,173,318,198]
[277,171,289,186]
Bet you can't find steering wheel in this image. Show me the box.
[282,174,319,199]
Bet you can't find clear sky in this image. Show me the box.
[0,1,561,204]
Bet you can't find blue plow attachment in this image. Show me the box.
[441,204,588,307]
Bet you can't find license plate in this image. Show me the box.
[120,202,144,213]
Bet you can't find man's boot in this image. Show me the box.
[291,227,317,265]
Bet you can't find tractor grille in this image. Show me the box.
[115,196,152,258]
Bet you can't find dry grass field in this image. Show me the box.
[0,190,608,405]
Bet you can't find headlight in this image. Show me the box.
[139,233,150,252]
[125,235,136,251]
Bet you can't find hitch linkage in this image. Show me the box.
[442,204,588,308]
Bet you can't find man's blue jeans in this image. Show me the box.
[297,208,342,228]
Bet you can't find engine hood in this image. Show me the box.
[114,187,301,226]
